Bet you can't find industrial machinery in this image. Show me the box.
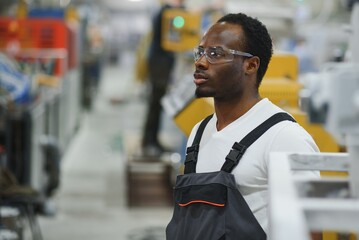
[268,2,359,239]
[0,16,80,193]
[161,8,202,52]
[0,6,83,239]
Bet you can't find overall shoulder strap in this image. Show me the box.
[184,114,213,174]
[221,112,296,173]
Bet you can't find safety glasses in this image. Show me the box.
[193,46,253,64]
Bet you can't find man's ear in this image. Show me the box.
[244,56,260,75]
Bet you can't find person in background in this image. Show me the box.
[166,13,322,239]
[141,0,185,157]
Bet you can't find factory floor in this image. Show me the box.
[38,57,184,240]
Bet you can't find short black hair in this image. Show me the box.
[217,13,273,87]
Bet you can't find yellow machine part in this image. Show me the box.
[161,9,202,52]
[322,232,357,240]
[259,77,302,109]
[174,98,214,137]
[264,52,298,81]
[65,5,80,22]
[16,0,28,18]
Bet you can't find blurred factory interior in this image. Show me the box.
[0,0,358,239]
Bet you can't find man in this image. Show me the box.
[142,0,184,156]
[166,13,319,239]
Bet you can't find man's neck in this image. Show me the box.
[214,95,261,131]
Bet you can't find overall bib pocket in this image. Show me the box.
[167,182,227,240]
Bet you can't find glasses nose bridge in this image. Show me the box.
[196,51,209,64]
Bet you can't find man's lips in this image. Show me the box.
[193,73,209,85]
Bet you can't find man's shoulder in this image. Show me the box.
[267,121,319,152]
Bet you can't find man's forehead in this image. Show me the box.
[200,22,243,47]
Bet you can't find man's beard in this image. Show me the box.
[195,87,215,98]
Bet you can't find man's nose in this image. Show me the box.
[195,54,209,68]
